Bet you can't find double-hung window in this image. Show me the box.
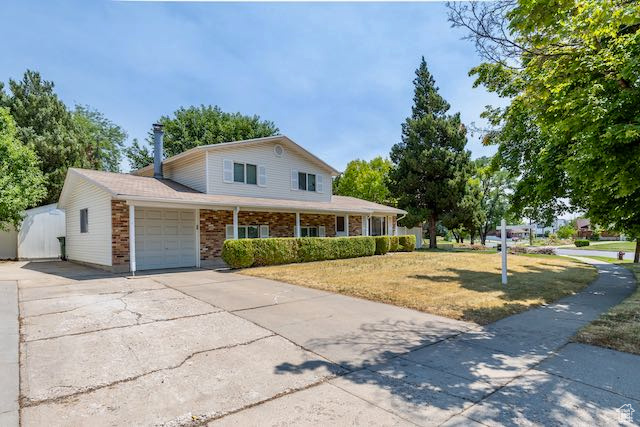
[234,162,258,185]
[298,172,316,192]
[300,226,318,237]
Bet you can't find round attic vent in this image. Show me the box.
[274,144,284,157]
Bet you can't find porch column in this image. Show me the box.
[195,208,200,268]
[129,205,136,274]
[233,207,239,239]
[345,214,349,237]
[295,212,301,237]
[363,215,369,236]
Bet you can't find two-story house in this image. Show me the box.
[58,125,405,272]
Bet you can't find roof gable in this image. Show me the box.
[132,135,340,176]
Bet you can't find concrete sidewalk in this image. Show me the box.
[0,280,19,427]
[212,259,640,426]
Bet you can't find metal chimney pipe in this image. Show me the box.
[152,123,164,179]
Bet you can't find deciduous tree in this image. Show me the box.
[334,157,394,205]
[449,0,640,261]
[0,108,46,230]
[124,105,278,170]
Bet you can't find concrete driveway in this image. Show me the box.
[1,259,639,426]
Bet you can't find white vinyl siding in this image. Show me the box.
[162,152,206,192]
[65,180,112,266]
[207,141,332,202]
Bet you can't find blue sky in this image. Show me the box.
[1,1,505,172]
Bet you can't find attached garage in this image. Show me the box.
[134,208,197,271]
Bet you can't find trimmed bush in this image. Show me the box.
[251,238,298,266]
[398,235,416,252]
[575,239,590,247]
[389,236,399,252]
[221,239,255,268]
[375,236,390,255]
[222,236,376,268]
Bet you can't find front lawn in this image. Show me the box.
[571,241,637,251]
[574,263,640,355]
[240,251,596,324]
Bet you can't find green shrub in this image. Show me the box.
[398,235,416,252]
[224,236,376,268]
[575,239,590,247]
[251,238,298,266]
[375,236,390,255]
[221,239,255,268]
[389,236,400,252]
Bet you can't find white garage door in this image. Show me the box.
[135,208,196,270]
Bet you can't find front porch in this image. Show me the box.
[111,200,398,273]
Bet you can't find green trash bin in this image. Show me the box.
[57,236,66,260]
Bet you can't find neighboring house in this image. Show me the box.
[0,204,66,260]
[495,225,530,240]
[57,130,405,272]
[534,218,568,237]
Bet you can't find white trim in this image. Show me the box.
[291,169,299,191]
[295,212,301,238]
[223,159,233,183]
[205,151,210,193]
[129,205,136,274]
[316,174,324,193]
[259,225,269,238]
[257,165,267,187]
[195,208,200,268]
[319,225,326,237]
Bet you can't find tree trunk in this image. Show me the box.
[635,239,639,263]
[429,215,437,249]
[470,231,475,245]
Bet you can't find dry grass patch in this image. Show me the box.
[240,251,596,324]
[575,263,640,355]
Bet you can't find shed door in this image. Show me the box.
[135,208,196,270]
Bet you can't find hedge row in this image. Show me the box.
[222,235,416,268]
[575,239,590,247]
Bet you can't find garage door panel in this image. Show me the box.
[135,208,196,271]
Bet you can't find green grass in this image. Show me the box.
[577,255,632,264]
[572,241,637,251]
[575,262,640,355]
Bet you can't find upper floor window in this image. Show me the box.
[224,159,266,186]
[297,172,317,192]
[233,162,258,185]
[80,208,88,233]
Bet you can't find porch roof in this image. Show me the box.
[64,168,406,215]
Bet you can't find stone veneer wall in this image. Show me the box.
[111,200,129,266]
[349,215,362,236]
[199,210,347,258]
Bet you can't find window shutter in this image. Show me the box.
[258,165,267,187]
[291,169,298,190]
[225,225,234,239]
[316,174,324,193]
[223,159,233,183]
[319,226,326,237]
[259,225,269,238]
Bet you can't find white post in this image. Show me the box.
[363,215,369,236]
[233,207,239,239]
[129,205,136,274]
[194,208,200,268]
[501,218,507,285]
[295,212,301,237]
[345,214,349,237]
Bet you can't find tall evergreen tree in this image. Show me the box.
[388,58,471,248]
